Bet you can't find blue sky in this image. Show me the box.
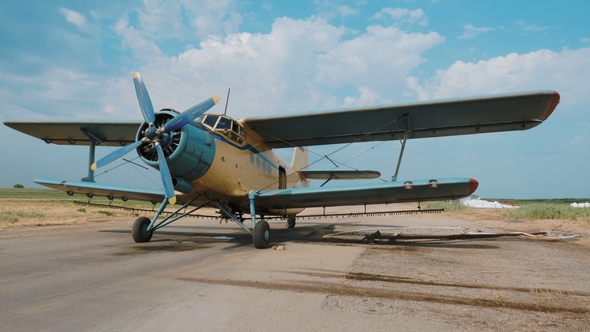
[1,0,589,199]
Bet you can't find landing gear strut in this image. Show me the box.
[130,193,273,249]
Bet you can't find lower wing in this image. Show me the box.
[35,178,165,203]
[252,177,477,209]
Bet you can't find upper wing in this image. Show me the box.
[3,121,141,146]
[244,91,560,148]
[253,177,477,209]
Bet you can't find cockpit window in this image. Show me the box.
[216,117,232,130]
[203,115,219,128]
[201,114,246,145]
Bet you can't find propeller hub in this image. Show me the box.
[144,126,158,140]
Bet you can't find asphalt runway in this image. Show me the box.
[1,211,589,331]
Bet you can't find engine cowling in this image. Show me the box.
[136,109,216,183]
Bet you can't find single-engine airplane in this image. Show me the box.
[4,72,560,248]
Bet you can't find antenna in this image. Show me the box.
[224,88,231,115]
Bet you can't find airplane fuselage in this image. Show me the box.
[140,111,308,215]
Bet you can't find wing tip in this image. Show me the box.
[469,178,479,194]
[543,91,560,120]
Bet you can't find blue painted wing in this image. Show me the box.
[35,178,165,203]
[252,177,478,209]
[244,91,560,148]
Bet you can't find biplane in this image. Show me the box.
[4,72,560,248]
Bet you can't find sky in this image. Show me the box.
[1,0,589,199]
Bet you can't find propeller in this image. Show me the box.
[91,72,220,205]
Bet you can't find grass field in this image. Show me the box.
[426,199,590,223]
[0,187,166,230]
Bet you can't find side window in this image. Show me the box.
[216,117,231,130]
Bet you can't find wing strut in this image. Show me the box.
[80,128,106,182]
[391,115,411,182]
[391,131,408,182]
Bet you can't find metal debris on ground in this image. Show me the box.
[296,209,443,220]
[322,227,581,244]
[272,245,286,250]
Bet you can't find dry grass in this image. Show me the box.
[0,200,143,231]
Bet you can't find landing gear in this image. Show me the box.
[132,216,153,243]
[253,220,270,249]
[286,215,296,228]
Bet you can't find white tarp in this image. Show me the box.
[571,202,590,208]
[462,198,518,209]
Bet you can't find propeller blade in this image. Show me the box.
[91,140,144,171]
[132,72,156,124]
[154,143,176,205]
[162,96,220,132]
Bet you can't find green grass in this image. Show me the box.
[0,188,74,200]
[98,210,115,217]
[0,211,18,223]
[505,203,590,222]
[425,201,468,212]
[427,199,590,222]
[484,198,590,205]
[0,210,46,224]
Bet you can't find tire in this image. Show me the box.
[253,220,270,249]
[132,216,153,243]
[286,215,296,228]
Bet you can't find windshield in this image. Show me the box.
[201,114,245,145]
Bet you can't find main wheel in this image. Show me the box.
[132,216,153,243]
[286,215,296,228]
[253,220,270,249]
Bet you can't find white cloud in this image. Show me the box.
[102,16,444,119]
[312,1,361,20]
[458,23,493,39]
[343,87,382,107]
[338,5,360,18]
[373,8,428,26]
[136,0,242,40]
[406,48,590,106]
[569,134,584,145]
[581,37,590,43]
[59,8,87,28]
[516,20,549,32]
[113,17,165,60]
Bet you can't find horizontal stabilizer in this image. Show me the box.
[253,177,478,209]
[300,170,381,180]
[34,178,165,203]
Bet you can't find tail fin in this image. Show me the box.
[291,147,310,188]
[291,147,309,171]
